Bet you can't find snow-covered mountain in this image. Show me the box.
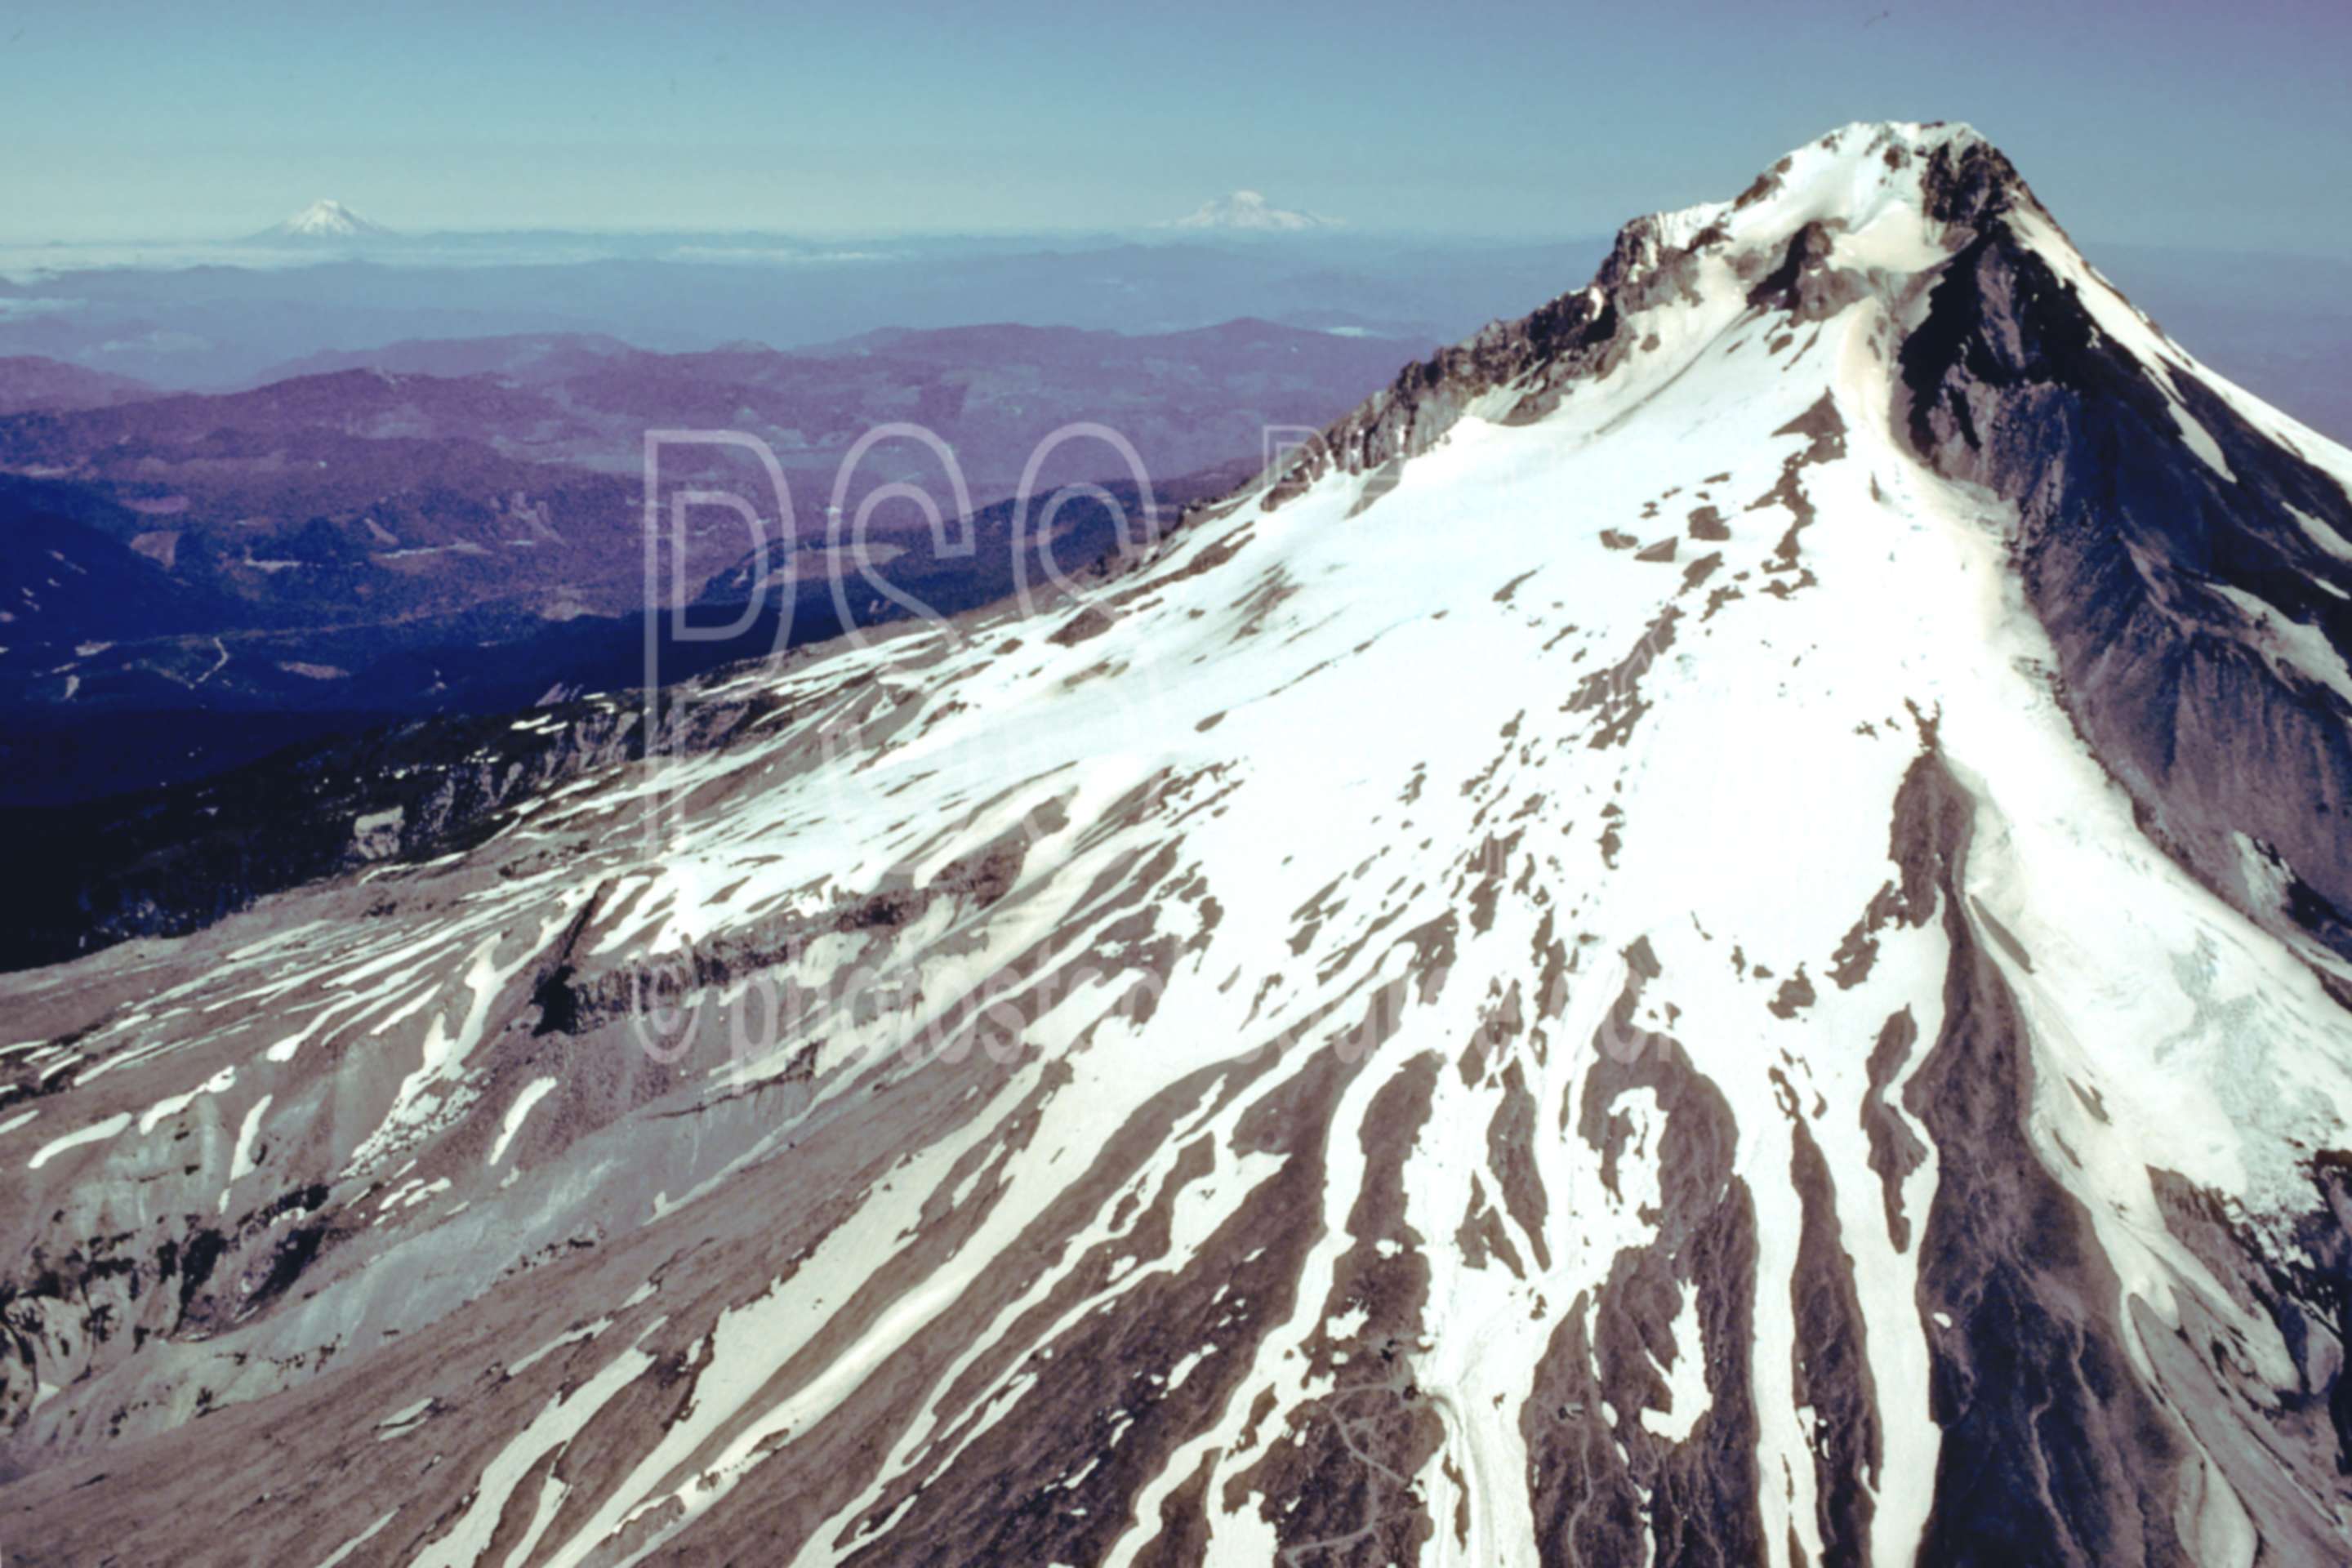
[251,198,394,243]
[7,120,2352,1566]
[1167,188,1339,232]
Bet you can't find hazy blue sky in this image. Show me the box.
[7,0,2347,250]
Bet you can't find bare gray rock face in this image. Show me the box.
[1900,220,2352,973]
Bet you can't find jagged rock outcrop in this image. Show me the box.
[1898,220,2352,969]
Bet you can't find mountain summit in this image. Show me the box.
[1166,187,1339,231]
[251,198,392,243]
[9,121,2352,1565]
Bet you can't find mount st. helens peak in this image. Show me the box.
[1166,189,1340,231]
[5,119,2352,1566]
[252,198,394,242]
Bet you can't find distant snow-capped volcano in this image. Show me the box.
[1165,189,1339,232]
[251,199,393,243]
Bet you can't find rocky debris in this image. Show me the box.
[1744,221,1866,322]
[1898,220,2352,966]
[1257,123,2017,524]
[1894,742,2199,1566]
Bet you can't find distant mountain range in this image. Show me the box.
[0,231,1566,388]
[0,354,154,414]
[0,316,1431,803]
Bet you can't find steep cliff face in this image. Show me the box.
[1266,118,2352,980]
[4,122,2352,1567]
[1898,218,2352,973]
[1259,128,2030,506]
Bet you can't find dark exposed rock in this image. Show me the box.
[1896,224,2352,967]
[1566,607,1681,750]
[1915,134,2030,229]
[0,684,787,972]
[1895,742,2194,1566]
[1785,1116,1880,1568]
[1522,947,1766,1568]
[1744,221,1867,322]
